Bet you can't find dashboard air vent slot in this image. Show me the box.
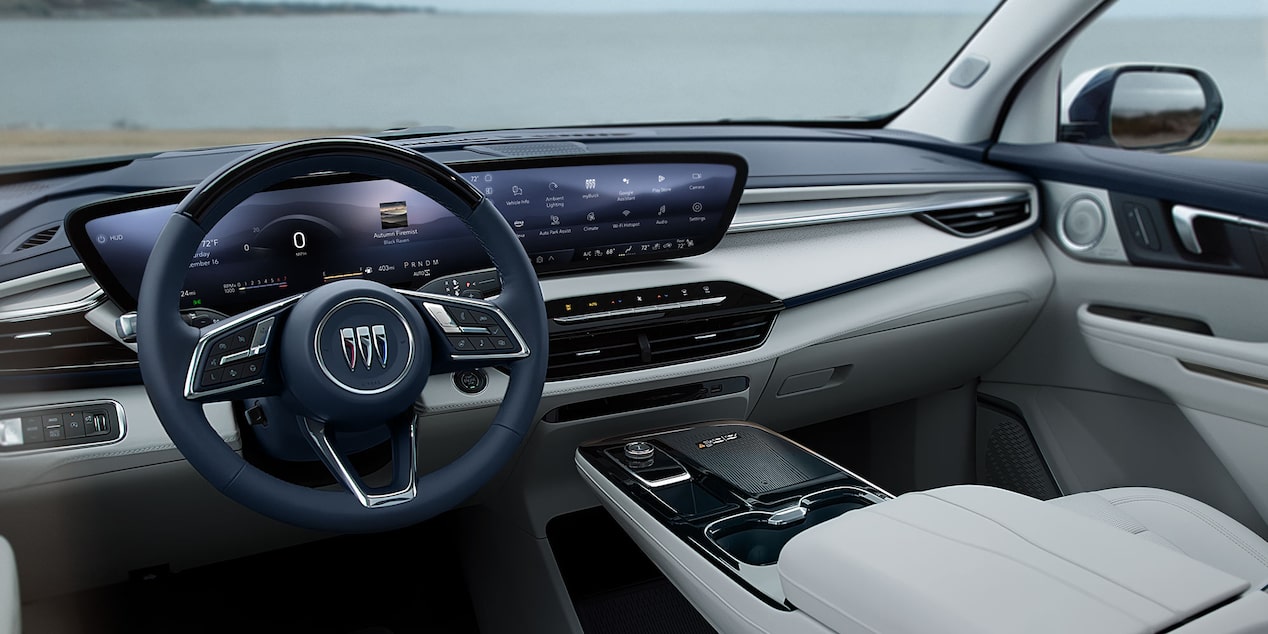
[0,312,135,375]
[548,310,777,381]
[916,200,1030,238]
[6,224,60,253]
[467,142,588,157]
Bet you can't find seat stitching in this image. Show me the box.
[1107,495,1268,570]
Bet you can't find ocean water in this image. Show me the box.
[0,13,983,130]
[1,13,1266,131]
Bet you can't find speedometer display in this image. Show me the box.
[69,152,746,315]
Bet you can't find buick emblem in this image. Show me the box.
[339,324,389,370]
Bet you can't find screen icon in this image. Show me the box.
[691,202,703,213]
[658,175,666,183]
[550,215,561,226]
[379,201,408,229]
[691,173,702,180]
[622,178,630,185]
[584,178,596,190]
[511,185,523,196]
[586,211,596,222]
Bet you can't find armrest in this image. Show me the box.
[779,485,1249,634]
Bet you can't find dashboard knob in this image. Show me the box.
[624,441,655,464]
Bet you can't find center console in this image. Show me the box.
[576,421,891,606]
[577,421,1268,634]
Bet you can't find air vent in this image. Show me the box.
[0,312,135,375]
[917,201,1030,238]
[467,141,588,158]
[403,130,636,148]
[7,224,59,251]
[548,311,776,381]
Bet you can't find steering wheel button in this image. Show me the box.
[447,336,473,352]
[491,336,514,350]
[473,311,496,326]
[471,336,492,351]
[450,308,477,325]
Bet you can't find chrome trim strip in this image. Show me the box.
[0,263,89,300]
[729,188,1031,234]
[399,289,532,362]
[1171,204,1268,255]
[0,399,128,457]
[554,296,726,324]
[218,317,274,366]
[184,294,303,400]
[1181,360,1268,391]
[422,303,461,333]
[0,288,106,323]
[304,417,417,509]
[0,360,138,374]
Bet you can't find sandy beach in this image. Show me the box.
[4,127,1267,169]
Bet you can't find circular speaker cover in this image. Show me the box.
[1060,196,1105,249]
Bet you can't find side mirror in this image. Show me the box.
[1060,64,1222,153]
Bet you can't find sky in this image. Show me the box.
[227,0,1268,17]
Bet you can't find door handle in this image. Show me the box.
[1172,204,1268,254]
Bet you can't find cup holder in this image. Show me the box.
[705,487,881,567]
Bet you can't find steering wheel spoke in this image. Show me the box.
[183,294,302,402]
[398,290,531,371]
[303,414,417,509]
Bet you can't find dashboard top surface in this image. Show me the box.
[0,126,1028,285]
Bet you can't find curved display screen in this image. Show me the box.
[69,153,746,315]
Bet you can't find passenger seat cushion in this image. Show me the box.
[1051,487,1268,586]
[1,535,17,634]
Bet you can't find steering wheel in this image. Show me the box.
[136,137,548,533]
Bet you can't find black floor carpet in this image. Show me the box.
[574,578,716,634]
[549,507,716,634]
[23,515,479,634]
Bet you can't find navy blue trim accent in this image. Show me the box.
[782,226,1035,309]
[989,143,1268,220]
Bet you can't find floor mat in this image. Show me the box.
[573,579,717,634]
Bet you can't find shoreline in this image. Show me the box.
[4,128,1268,167]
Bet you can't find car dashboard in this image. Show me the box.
[0,124,1051,602]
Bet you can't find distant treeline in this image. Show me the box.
[0,0,429,18]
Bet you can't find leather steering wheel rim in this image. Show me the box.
[136,137,548,533]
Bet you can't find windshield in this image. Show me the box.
[0,1,999,167]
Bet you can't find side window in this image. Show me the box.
[1062,0,1268,161]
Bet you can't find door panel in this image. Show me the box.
[984,143,1268,532]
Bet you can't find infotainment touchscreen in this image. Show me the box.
[68,152,746,315]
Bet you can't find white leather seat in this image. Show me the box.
[1051,487,1268,588]
[1,535,17,634]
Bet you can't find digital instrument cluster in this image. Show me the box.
[68,153,746,315]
